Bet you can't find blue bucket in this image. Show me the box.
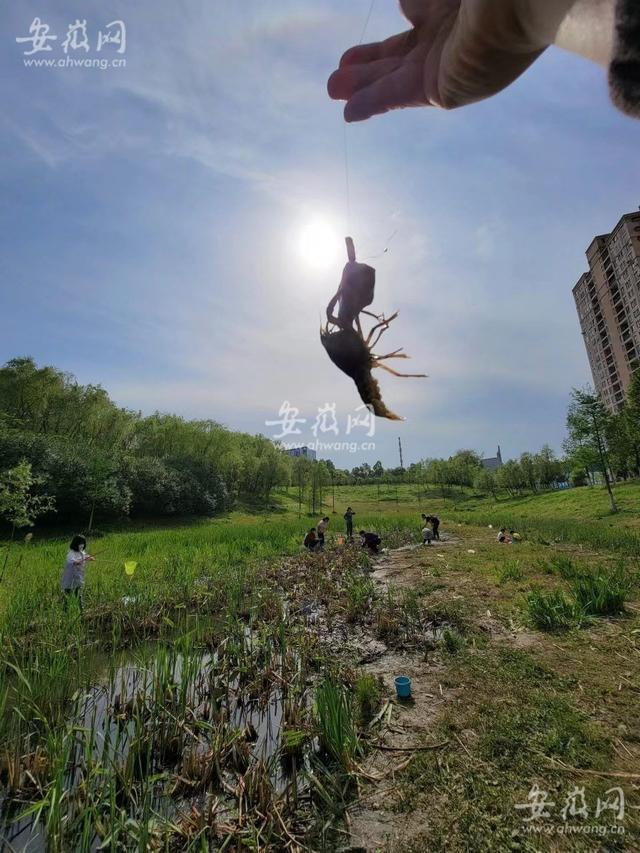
[394,676,412,699]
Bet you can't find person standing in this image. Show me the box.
[316,517,330,549]
[61,535,95,611]
[344,506,356,539]
[430,515,440,540]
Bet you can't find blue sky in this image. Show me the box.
[1,1,639,468]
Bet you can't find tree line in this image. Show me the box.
[0,358,290,529]
[2,357,639,532]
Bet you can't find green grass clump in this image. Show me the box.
[498,561,522,584]
[343,572,375,623]
[442,627,464,654]
[315,678,360,769]
[526,587,578,631]
[571,565,630,616]
[354,673,382,725]
[548,554,580,579]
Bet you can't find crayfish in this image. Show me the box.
[320,237,426,420]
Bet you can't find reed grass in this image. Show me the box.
[315,678,360,770]
[526,587,579,632]
[571,564,631,616]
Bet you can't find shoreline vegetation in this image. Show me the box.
[2,356,640,849]
[5,357,640,537]
[1,482,639,849]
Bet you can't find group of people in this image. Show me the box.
[61,508,523,611]
[303,508,444,554]
[303,516,331,552]
[303,507,382,554]
[497,528,521,544]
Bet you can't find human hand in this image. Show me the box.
[328,0,576,120]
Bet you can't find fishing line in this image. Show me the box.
[358,0,377,44]
[362,229,399,260]
[343,0,376,236]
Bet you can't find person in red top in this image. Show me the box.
[304,528,319,551]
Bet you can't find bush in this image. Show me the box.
[526,587,578,632]
[571,566,629,616]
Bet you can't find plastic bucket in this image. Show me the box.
[124,561,138,576]
[394,676,412,699]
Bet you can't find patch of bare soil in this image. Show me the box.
[373,536,461,590]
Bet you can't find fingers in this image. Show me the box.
[328,56,405,101]
[328,30,418,101]
[327,29,427,122]
[338,30,418,68]
[343,60,428,122]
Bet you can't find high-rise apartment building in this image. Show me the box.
[573,210,640,411]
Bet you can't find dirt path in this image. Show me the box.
[347,542,461,852]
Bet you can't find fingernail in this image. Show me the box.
[327,70,341,99]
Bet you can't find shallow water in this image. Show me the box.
[0,623,305,851]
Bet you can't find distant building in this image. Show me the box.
[482,446,503,471]
[573,209,640,411]
[284,446,316,461]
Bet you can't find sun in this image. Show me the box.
[297,218,342,272]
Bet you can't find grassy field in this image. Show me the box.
[353,520,640,850]
[0,482,639,850]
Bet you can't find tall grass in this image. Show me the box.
[526,588,578,632]
[457,512,640,557]
[315,678,360,769]
[527,561,633,630]
[571,566,630,616]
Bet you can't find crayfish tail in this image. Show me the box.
[355,374,404,421]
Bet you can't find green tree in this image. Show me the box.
[496,460,525,496]
[473,467,497,498]
[534,445,564,489]
[0,460,55,581]
[565,388,617,513]
[519,452,538,493]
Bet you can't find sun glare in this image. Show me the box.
[297,218,341,271]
